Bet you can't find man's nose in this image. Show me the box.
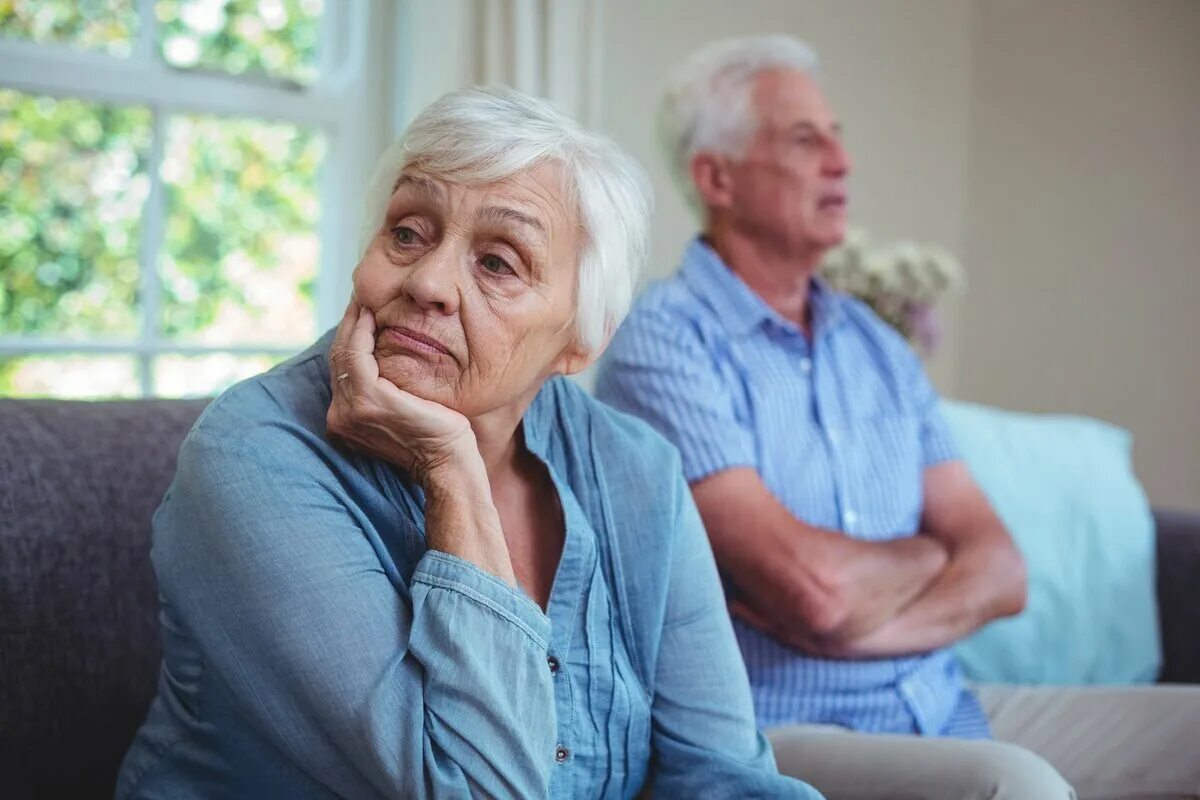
[824,137,851,178]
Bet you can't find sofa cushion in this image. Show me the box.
[945,401,1160,685]
[0,398,208,797]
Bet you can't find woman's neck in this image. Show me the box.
[467,384,544,484]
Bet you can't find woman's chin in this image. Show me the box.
[377,355,460,407]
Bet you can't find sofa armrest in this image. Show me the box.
[1155,507,1200,683]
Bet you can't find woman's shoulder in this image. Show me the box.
[185,334,334,463]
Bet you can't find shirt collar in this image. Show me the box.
[679,236,844,339]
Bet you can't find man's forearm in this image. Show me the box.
[827,540,1025,658]
[821,534,949,639]
[692,468,948,642]
[724,524,948,642]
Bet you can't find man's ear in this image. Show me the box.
[690,151,734,210]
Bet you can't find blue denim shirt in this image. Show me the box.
[595,238,990,739]
[115,331,820,799]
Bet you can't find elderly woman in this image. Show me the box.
[115,88,819,799]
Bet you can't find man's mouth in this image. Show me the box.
[818,193,847,210]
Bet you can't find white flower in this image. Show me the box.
[822,227,964,314]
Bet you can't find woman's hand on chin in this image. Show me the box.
[327,298,515,586]
[326,298,479,490]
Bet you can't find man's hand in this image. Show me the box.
[326,299,477,489]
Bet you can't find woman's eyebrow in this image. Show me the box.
[392,173,446,203]
[477,206,547,243]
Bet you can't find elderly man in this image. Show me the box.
[597,35,1200,800]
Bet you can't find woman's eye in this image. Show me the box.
[392,225,418,245]
[481,254,514,276]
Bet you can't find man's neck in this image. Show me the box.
[705,223,825,333]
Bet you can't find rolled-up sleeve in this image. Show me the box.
[596,310,756,483]
[644,470,824,799]
[153,430,556,799]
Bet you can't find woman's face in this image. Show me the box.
[353,163,592,417]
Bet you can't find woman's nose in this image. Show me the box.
[402,245,461,315]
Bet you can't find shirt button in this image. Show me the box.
[547,656,559,674]
[828,430,840,446]
[844,509,858,527]
[555,745,569,764]
[800,357,813,373]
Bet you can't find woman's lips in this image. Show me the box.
[385,326,453,358]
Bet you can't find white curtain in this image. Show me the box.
[391,0,605,135]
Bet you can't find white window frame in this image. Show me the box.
[0,0,386,396]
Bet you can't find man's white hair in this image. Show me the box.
[360,86,652,354]
[658,34,820,211]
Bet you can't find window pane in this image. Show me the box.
[0,89,151,339]
[0,0,137,56]
[0,354,140,398]
[153,352,281,397]
[157,0,323,85]
[159,113,323,347]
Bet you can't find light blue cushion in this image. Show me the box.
[944,401,1160,685]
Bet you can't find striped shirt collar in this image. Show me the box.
[679,236,844,340]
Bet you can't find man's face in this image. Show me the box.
[723,69,851,255]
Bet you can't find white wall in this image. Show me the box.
[597,0,975,389]
[957,0,1200,507]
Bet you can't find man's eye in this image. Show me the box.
[392,225,418,244]
[481,254,514,275]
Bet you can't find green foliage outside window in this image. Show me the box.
[157,0,323,85]
[0,90,152,340]
[0,0,138,56]
[0,0,328,398]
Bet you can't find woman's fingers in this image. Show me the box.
[347,307,379,382]
[329,299,360,388]
[330,297,359,353]
[330,302,379,400]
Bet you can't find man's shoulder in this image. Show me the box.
[831,291,923,370]
[823,292,940,417]
[610,272,726,353]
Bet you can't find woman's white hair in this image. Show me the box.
[360,86,652,354]
[658,34,820,211]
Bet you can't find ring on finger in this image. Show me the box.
[336,372,351,383]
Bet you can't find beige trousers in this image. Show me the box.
[767,684,1200,800]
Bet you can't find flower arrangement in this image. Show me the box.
[819,227,964,356]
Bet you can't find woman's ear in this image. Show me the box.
[554,327,612,377]
[555,342,600,377]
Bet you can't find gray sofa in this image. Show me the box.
[2,398,1198,798]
